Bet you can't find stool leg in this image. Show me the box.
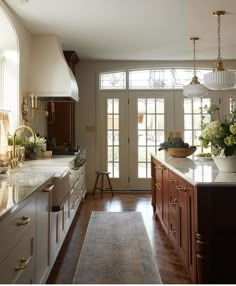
[92,174,100,196]
[106,174,114,196]
[101,174,104,199]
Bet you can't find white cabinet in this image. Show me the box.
[0,194,36,284]
[70,164,86,222]
[49,192,70,266]
[35,182,54,284]
[0,154,87,284]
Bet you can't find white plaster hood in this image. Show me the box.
[28,34,79,102]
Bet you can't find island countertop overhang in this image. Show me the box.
[151,151,236,187]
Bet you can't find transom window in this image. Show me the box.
[99,68,210,90]
[100,71,126,90]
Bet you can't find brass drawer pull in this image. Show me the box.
[169,198,178,205]
[168,178,176,183]
[170,225,176,236]
[16,216,31,226]
[15,257,29,271]
[43,184,54,192]
[176,185,186,192]
[158,166,166,170]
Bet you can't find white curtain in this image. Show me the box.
[0,111,10,154]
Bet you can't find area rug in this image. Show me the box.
[73,211,162,284]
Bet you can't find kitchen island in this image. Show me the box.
[151,151,236,284]
[0,153,86,284]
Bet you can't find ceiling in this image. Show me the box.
[2,0,236,61]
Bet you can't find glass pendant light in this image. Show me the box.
[183,37,208,98]
[204,11,236,90]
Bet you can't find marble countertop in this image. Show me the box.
[152,151,236,186]
[0,155,76,218]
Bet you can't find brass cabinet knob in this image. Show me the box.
[16,216,31,226]
[15,257,29,271]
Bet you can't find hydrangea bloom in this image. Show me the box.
[199,111,236,157]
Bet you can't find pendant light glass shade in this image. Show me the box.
[204,11,236,90]
[183,78,208,97]
[183,37,208,98]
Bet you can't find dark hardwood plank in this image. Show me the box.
[47,193,192,284]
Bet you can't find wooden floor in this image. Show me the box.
[47,193,192,284]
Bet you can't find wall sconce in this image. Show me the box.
[31,93,38,109]
[22,92,38,122]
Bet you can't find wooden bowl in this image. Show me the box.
[166,147,196,158]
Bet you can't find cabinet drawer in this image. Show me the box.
[168,171,178,217]
[0,226,34,284]
[169,214,178,251]
[0,195,36,259]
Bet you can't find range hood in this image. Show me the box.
[28,34,79,102]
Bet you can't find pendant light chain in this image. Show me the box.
[193,38,196,77]
[217,13,222,61]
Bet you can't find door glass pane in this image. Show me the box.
[156,99,164,113]
[156,130,165,145]
[156,115,164,129]
[193,114,201,129]
[184,114,192,129]
[138,163,146,178]
[107,98,119,178]
[138,147,146,161]
[138,130,146,145]
[137,98,165,178]
[147,99,155,113]
[147,114,155,129]
[138,114,146,129]
[147,130,155,145]
[184,98,211,151]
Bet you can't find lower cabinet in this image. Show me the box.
[0,193,36,284]
[151,156,195,282]
[0,162,87,284]
[35,181,54,284]
[151,155,236,283]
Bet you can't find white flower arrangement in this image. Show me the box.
[199,109,236,157]
[23,135,46,149]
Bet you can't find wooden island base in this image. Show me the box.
[151,153,236,284]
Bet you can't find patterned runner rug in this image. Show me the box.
[73,211,162,284]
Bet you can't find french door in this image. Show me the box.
[99,90,179,191]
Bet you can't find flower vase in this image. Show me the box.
[25,147,37,160]
[212,155,236,172]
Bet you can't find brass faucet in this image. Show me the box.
[12,125,37,166]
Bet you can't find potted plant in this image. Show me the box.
[23,135,46,160]
[199,107,236,172]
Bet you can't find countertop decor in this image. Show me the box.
[199,107,236,172]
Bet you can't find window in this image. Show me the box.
[129,69,209,89]
[137,98,165,178]
[0,55,3,107]
[99,68,210,91]
[184,97,211,153]
[107,98,120,178]
[100,71,126,90]
[0,9,19,133]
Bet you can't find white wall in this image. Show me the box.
[0,0,47,136]
[75,59,236,190]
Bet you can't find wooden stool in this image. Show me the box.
[92,171,114,198]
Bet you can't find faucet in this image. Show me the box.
[12,125,37,165]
